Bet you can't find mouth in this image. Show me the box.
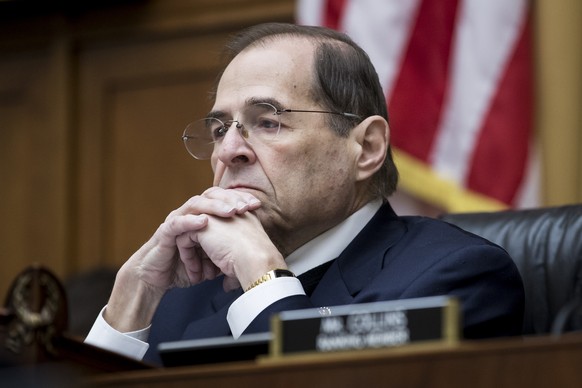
[227,184,261,192]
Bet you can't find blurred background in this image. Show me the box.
[0,0,580,335]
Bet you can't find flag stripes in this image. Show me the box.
[297,0,535,212]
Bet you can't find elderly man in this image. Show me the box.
[85,23,524,364]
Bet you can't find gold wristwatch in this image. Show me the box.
[245,269,295,292]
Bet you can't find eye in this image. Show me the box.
[207,119,228,141]
[255,116,280,132]
[248,103,280,134]
[211,126,228,140]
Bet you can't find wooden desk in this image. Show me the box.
[85,334,582,388]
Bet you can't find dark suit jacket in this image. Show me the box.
[144,202,524,364]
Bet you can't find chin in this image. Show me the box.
[252,207,275,228]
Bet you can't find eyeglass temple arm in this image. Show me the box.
[280,109,361,120]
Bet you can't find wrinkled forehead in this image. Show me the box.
[214,36,318,111]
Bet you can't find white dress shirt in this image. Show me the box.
[85,200,382,360]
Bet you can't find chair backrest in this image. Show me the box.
[441,204,582,335]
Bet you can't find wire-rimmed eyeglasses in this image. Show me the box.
[182,102,361,160]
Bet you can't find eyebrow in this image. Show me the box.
[206,97,285,119]
[246,97,285,110]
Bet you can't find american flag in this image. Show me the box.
[297,0,538,214]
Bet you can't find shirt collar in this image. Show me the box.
[285,200,383,275]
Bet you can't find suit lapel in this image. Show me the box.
[313,202,406,302]
[179,285,242,340]
[211,285,243,312]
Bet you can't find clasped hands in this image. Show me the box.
[134,187,286,294]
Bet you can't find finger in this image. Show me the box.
[171,188,261,220]
[201,187,261,214]
[176,232,199,259]
[176,229,217,281]
[172,195,239,218]
[201,256,221,281]
[160,214,208,243]
[176,235,205,285]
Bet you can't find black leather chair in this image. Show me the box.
[441,204,582,335]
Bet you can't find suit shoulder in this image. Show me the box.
[399,215,505,249]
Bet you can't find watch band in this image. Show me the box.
[245,269,295,292]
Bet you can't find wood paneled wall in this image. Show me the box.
[2,0,581,302]
[0,0,295,298]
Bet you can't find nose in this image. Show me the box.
[214,121,256,166]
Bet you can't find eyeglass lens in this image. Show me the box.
[182,103,281,160]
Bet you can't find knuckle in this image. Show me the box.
[184,195,204,209]
[165,217,180,234]
[202,186,220,196]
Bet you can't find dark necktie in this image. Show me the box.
[297,260,335,296]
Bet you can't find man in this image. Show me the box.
[85,23,524,365]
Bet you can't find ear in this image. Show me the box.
[352,115,389,182]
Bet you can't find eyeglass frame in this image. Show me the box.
[182,102,362,160]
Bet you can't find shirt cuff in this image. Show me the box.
[84,306,150,360]
[227,277,305,339]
